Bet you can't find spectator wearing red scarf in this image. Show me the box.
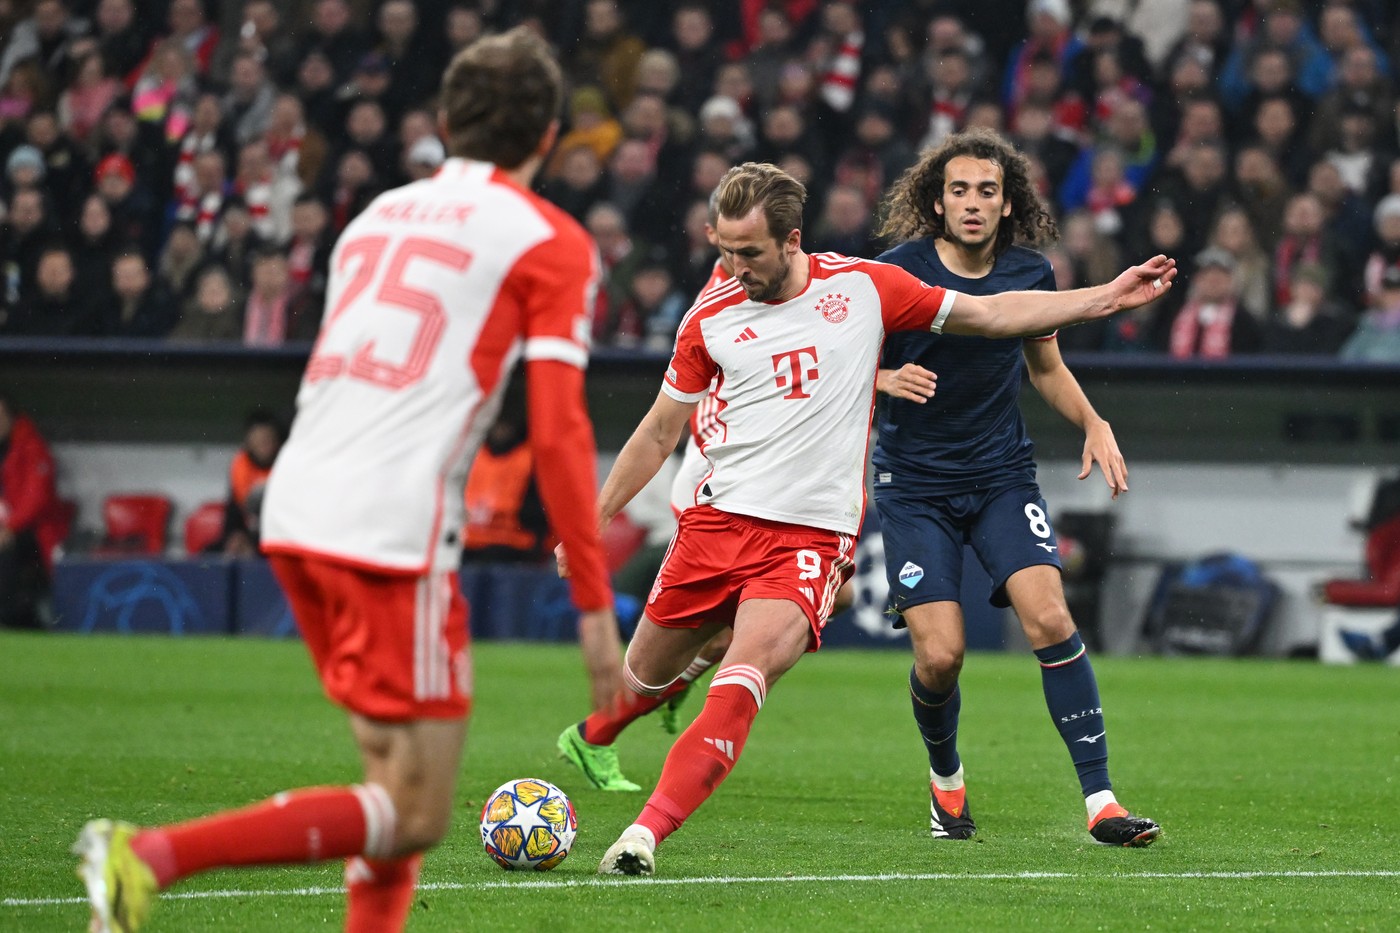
[1169,248,1263,359]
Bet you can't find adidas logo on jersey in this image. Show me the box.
[703,736,735,759]
[733,327,758,343]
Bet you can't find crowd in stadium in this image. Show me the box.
[2,0,1400,360]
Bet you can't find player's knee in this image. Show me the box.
[702,628,734,661]
[388,795,454,854]
[622,656,672,696]
[1021,605,1076,646]
[913,645,963,688]
[622,644,683,696]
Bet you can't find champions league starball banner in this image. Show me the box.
[50,518,1005,649]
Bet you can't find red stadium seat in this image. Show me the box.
[1322,515,1400,607]
[183,500,226,555]
[98,493,173,556]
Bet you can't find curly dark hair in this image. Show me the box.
[877,127,1057,254]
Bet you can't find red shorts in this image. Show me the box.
[269,552,472,721]
[646,505,855,650]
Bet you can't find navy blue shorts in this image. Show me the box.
[874,481,1061,617]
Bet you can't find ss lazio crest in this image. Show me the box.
[817,292,850,323]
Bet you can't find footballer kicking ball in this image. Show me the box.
[479,778,577,871]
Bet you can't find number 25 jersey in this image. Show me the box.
[262,158,609,607]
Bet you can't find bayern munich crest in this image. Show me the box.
[817,293,850,323]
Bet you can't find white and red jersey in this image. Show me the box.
[671,258,731,515]
[262,157,612,609]
[663,252,956,536]
[688,257,733,448]
[688,258,732,450]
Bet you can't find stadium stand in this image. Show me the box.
[1,0,1398,354]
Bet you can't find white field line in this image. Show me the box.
[7,870,1400,909]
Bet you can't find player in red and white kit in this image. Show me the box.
[558,204,937,787]
[578,162,1175,875]
[557,239,736,787]
[73,30,618,933]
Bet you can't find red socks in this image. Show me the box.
[580,678,682,745]
[345,854,422,933]
[129,783,422,931]
[637,666,765,844]
[581,653,723,745]
[131,784,394,889]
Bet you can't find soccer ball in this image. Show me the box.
[479,778,577,871]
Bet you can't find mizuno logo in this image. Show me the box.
[703,737,735,759]
[1075,731,1106,745]
[734,327,758,343]
[1036,543,1057,552]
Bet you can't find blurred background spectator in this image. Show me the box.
[1167,247,1263,359]
[0,392,69,629]
[219,408,284,557]
[462,411,551,565]
[1340,264,1400,362]
[170,263,241,342]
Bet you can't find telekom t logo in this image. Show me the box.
[772,346,819,399]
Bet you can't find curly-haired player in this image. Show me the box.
[873,128,1160,847]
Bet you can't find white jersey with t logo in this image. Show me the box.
[663,251,957,536]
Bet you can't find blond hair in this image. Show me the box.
[715,162,808,241]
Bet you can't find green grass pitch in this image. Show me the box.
[2,631,1396,931]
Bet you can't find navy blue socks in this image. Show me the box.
[1035,632,1111,796]
[909,666,961,778]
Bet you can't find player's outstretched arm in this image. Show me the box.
[1023,339,1127,498]
[942,255,1177,338]
[876,364,937,403]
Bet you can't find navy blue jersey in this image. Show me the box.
[872,239,1056,495]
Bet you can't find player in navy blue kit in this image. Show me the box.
[873,128,1160,847]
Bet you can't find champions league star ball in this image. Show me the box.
[479,779,578,871]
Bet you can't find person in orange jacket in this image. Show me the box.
[0,393,71,628]
[462,412,551,563]
[220,408,285,557]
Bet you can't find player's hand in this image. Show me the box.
[1109,255,1176,312]
[1079,419,1127,499]
[876,364,937,403]
[554,542,570,578]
